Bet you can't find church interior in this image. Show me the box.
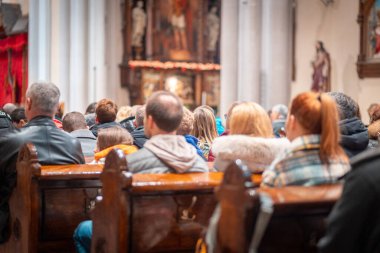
[1,0,380,252]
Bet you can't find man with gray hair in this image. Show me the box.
[270,104,288,138]
[0,82,84,243]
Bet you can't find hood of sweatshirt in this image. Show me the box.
[144,134,198,173]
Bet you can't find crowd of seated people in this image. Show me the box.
[1,82,380,252]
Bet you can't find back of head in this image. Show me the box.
[192,106,218,143]
[85,102,97,115]
[3,103,17,115]
[10,108,26,123]
[145,91,183,132]
[95,99,118,124]
[290,92,345,162]
[177,106,194,135]
[271,104,288,120]
[370,104,380,123]
[97,127,133,151]
[62,112,87,132]
[26,82,60,116]
[135,105,146,127]
[229,102,273,137]
[116,106,132,122]
[225,101,241,130]
[328,92,360,120]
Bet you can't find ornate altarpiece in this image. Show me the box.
[120,0,221,109]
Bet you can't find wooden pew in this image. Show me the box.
[91,150,261,253]
[2,143,103,253]
[0,143,261,253]
[211,161,342,253]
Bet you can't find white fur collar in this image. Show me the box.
[212,135,290,172]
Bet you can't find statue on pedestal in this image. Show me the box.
[311,41,330,92]
[132,1,146,59]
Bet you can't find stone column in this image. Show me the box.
[237,0,262,103]
[219,0,239,117]
[28,0,51,84]
[69,0,88,112]
[261,0,292,109]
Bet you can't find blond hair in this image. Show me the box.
[97,127,133,151]
[192,106,218,144]
[116,106,132,122]
[177,107,194,135]
[229,102,273,137]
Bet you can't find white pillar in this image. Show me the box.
[28,0,51,84]
[69,0,88,112]
[88,0,106,103]
[261,0,292,108]
[237,0,261,103]
[220,0,239,116]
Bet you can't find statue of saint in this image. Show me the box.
[207,6,220,52]
[171,1,188,51]
[311,41,330,92]
[131,1,147,48]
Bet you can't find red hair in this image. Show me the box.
[290,92,347,163]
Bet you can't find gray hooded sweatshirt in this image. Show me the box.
[126,135,209,174]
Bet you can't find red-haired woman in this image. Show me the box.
[262,92,350,187]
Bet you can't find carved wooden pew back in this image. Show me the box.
[91,150,261,253]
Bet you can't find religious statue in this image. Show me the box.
[207,6,220,52]
[171,1,188,51]
[374,10,380,57]
[131,1,146,48]
[311,41,330,92]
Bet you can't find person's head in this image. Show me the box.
[85,113,96,127]
[270,104,288,121]
[3,103,17,115]
[116,106,132,122]
[95,99,118,124]
[316,41,325,52]
[130,105,141,118]
[286,92,346,162]
[25,82,60,120]
[135,105,146,127]
[368,103,378,122]
[177,107,194,136]
[328,92,361,120]
[62,112,88,133]
[96,127,133,152]
[55,102,64,120]
[229,102,273,137]
[192,106,218,144]
[225,101,241,130]
[144,91,183,137]
[10,108,27,128]
[85,102,97,115]
[370,105,380,123]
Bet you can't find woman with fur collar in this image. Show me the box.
[212,102,290,172]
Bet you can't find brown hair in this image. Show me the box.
[192,106,218,144]
[97,127,133,151]
[370,104,380,123]
[95,99,118,123]
[177,106,194,135]
[229,102,273,137]
[290,92,347,162]
[225,101,241,130]
[62,111,87,132]
[145,91,183,132]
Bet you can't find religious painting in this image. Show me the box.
[164,73,194,105]
[357,0,380,78]
[152,0,202,62]
[367,0,380,60]
[203,73,220,107]
[141,70,161,102]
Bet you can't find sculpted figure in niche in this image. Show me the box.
[311,41,330,92]
[207,6,220,52]
[171,1,188,51]
[132,1,147,48]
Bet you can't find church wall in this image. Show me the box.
[293,0,380,124]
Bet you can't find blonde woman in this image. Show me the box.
[212,102,290,172]
[192,106,218,161]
